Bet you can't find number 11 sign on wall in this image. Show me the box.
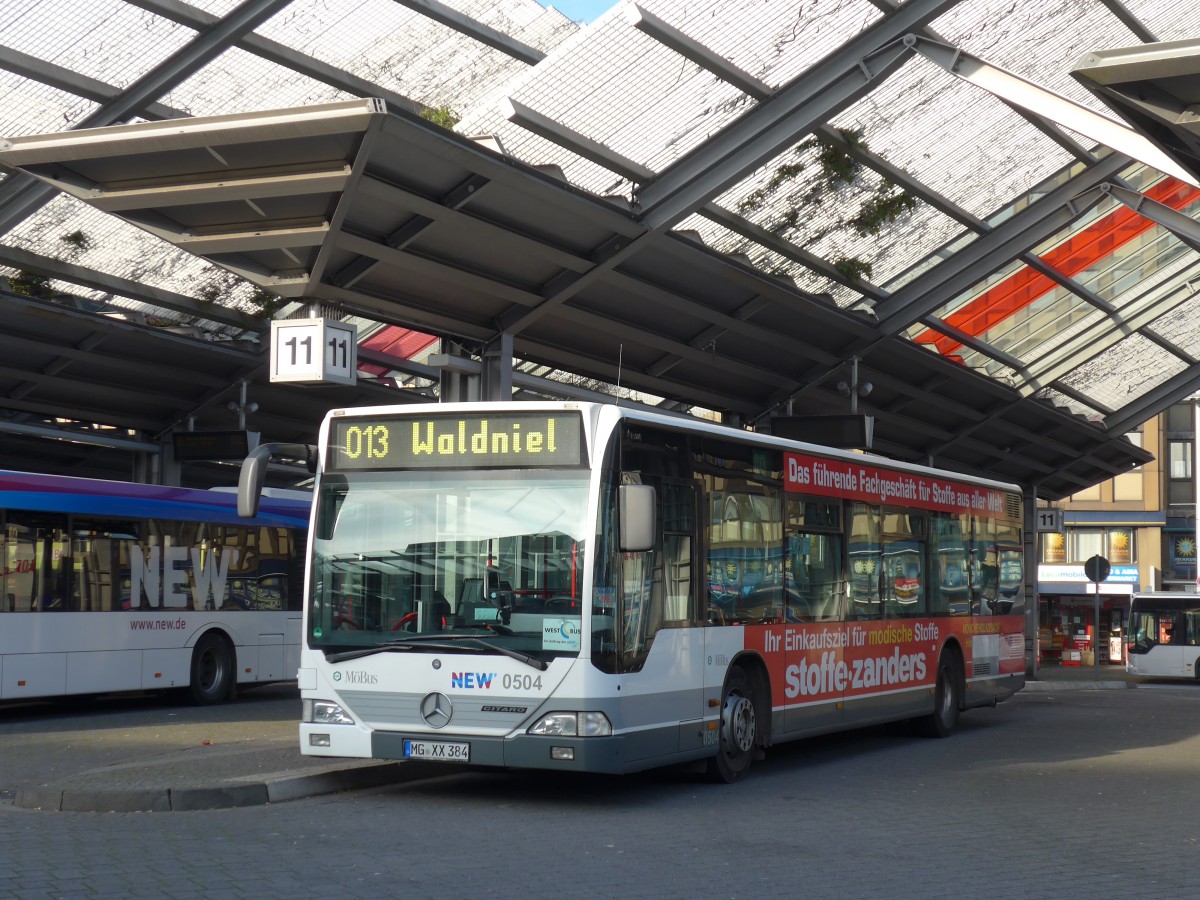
[270,318,358,386]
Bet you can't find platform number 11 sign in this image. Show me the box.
[270,318,358,386]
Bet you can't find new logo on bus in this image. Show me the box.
[128,546,235,609]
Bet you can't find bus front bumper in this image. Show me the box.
[372,731,629,773]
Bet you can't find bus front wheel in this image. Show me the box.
[707,667,757,783]
[189,632,236,705]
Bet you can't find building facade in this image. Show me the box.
[1037,402,1198,666]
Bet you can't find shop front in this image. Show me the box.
[1038,564,1140,666]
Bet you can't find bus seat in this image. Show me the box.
[458,578,483,610]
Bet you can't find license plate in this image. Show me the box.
[403,739,470,762]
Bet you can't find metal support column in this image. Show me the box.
[481,333,514,402]
[1025,482,1040,678]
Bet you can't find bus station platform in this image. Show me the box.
[2,667,1151,814]
[1,685,429,814]
[1024,662,1148,691]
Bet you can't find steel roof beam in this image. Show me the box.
[910,37,1200,188]
[502,100,882,299]
[0,361,192,416]
[0,45,188,121]
[698,203,888,302]
[85,166,353,212]
[1096,0,1159,43]
[390,0,545,65]
[626,4,772,100]
[1104,361,1200,435]
[0,245,264,333]
[124,0,424,113]
[0,420,158,453]
[0,0,299,234]
[0,330,231,394]
[499,2,957,336]
[632,0,957,224]
[0,395,165,434]
[871,162,1123,332]
[1102,183,1200,253]
[1017,271,1200,394]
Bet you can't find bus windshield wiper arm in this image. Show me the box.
[326,634,547,669]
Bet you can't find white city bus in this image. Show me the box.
[241,402,1025,781]
[1126,592,1200,679]
[0,470,309,704]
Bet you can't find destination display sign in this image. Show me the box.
[328,411,585,471]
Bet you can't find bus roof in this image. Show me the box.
[0,469,310,529]
[323,400,1023,494]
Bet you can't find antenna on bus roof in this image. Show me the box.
[615,343,623,406]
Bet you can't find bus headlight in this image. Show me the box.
[527,711,612,737]
[303,699,355,725]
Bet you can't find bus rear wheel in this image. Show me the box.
[189,632,236,705]
[707,667,757,783]
[914,654,960,738]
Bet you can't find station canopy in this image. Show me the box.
[2,0,1200,496]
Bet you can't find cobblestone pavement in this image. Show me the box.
[4,678,1200,898]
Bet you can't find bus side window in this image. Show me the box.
[1160,614,1178,645]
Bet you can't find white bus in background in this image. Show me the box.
[1127,592,1200,679]
[0,470,310,704]
[240,401,1027,782]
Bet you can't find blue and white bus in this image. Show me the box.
[0,470,309,704]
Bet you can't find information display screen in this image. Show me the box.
[328,411,585,471]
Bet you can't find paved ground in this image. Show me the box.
[0,663,1146,813]
[4,672,1199,899]
[0,685,430,812]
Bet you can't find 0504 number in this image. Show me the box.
[502,674,543,691]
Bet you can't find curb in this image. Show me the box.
[13,760,438,813]
[1022,680,1135,692]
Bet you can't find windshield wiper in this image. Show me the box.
[326,633,548,670]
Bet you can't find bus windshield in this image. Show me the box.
[308,468,592,661]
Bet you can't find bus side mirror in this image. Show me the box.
[237,442,316,518]
[619,484,655,552]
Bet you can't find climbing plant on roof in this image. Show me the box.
[738,127,867,218]
[832,256,873,282]
[421,104,461,129]
[799,127,866,188]
[60,229,91,252]
[850,186,918,237]
[248,287,283,320]
[9,270,53,299]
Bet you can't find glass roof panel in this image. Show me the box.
[1059,332,1189,412]
[1149,290,1200,359]
[930,0,1146,111]
[1,194,244,308]
[0,0,1196,455]
[850,60,1075,221]
[159,44,358,116]
[1035,386,1105,421]
[3,0,193,92]
[1114,0,1200,42]
[900,156,1200,371]
[455,0,884,195]
[0,72,101,142]
[251,0,572,110]
[661,0,883,88]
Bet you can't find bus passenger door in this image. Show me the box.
[783,530,846,737]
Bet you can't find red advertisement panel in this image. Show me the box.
[784,452,1008,516]
[746,617,1024,709]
